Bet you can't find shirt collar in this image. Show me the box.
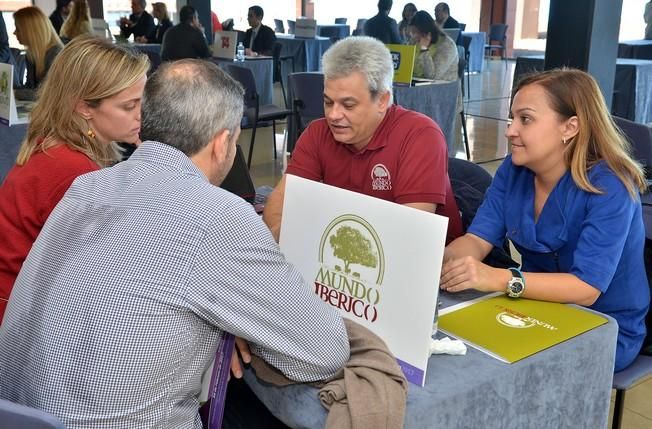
[129,141,209,182]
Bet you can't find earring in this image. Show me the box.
[562,138,568,145]
[87,128,96,139]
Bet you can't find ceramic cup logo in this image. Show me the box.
[313,214,385,323]
[496,311,536,329]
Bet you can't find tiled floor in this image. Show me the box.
[240,59,652,429]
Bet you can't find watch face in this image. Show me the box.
[510,281,523,293]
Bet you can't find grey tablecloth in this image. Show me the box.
[211,57,274,105]
[394,81,459,154]
[514,55,652,125]
[618,40,652,60]
[461,31,486,73]
[276,35,332,73]
[243,289,617,429]
[0,123,28,184]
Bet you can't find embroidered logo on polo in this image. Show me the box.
[371,164,392,191]
[313,214,385,323]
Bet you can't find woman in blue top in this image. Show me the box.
[440,69,650,372]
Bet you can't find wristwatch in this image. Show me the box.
[506,267,525,298]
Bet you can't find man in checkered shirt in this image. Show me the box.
[0,60,350,428]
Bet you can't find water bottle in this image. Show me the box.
[236,42,245,62]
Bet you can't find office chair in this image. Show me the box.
[287,72,325,153]
[274,19,285,34]
[457,55,470,160]
[484,23,508,60]
[0,398,66,429]
[334,18,347,24]
[225,65,291,168]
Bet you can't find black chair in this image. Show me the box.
[221,18,234,31]
[272,42,295,108]
[461,36,472,98]
[484,23,508,59]
[609,116,652,429]
[288,72,324,152]
[334,17,347,24]
[457,56,470,160]
[319,26,342,43]
[353,18,367,36]
[274,19,285,33]
[225,64,292,168]
[287,20,296,35]
[447,158,516,268]
[0,398,66,429]
[458,23,466,31]
[10,47,26,87]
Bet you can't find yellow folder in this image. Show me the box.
[438,295,608,363]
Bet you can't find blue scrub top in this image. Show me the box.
[469,156,650,371]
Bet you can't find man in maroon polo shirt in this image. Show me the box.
[263,36,463,244]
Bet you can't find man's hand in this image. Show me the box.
[230,337,252,378]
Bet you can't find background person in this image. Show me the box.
[59,0,94,43]
[136,2,172,43]
[398,2,417,43]
[408,10,458,81]
[120,0,155,40]
[0,36,149,323]
[12,6,63,100]
[440,69,650,372]
[434,2,460,28]
[243,5,275,56]
[49,0,72,35]
[363,0,401,44]
[160,5,211,61]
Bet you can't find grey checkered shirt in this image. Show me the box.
[0,141,349,428]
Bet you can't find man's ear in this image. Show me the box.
[210,128,232,164]
[74,100,93,120]
[378,90,391,113]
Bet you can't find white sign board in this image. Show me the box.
[294,18,317,38]
[280,175,448,386]
[0,63,28,126]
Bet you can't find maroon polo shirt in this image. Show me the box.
[287,104,463,243]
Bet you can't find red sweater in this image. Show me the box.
[0,143,98,322]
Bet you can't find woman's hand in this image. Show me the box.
[440,256,509,293]
[419,33,432,50]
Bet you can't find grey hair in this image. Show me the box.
[321,36,393,104]
[141,59,244,157]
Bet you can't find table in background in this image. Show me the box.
[0,123,28,183]
[317,24,350,41]
[461,31,486,73]
[211,57,274,105]
[618,40,652,60]
[276,35,332,73]
[244,289,617,429]
[394,81,459,154]
[514,55,652,124]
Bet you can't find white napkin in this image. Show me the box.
[430,336,467,355]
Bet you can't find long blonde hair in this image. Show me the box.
[513,68,646,198]
[13,7,63,79]
[60,0,93,40]
[17,36,150,167]
[152,2,170,22]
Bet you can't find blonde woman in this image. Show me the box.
[13,7,63,99]
[0,36,149,323]
[441,69,650,372]
[136,2,172,43]
[60,0,94,43]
